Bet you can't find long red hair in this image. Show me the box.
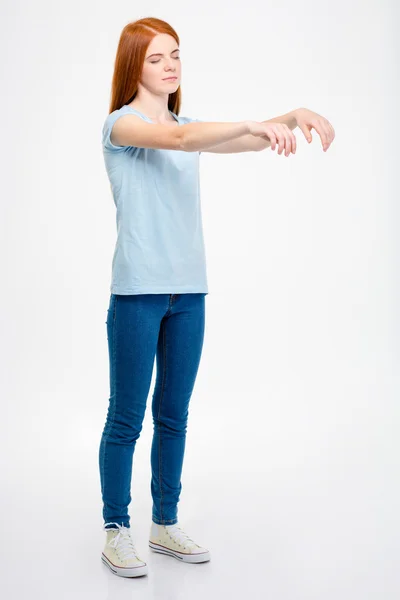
[108,17,182,116]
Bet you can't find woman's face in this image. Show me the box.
[141,33,181,95]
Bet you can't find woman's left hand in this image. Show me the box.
[294,108,335,152]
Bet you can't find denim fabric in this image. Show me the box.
[99,292,206,529]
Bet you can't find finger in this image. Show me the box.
[285,126,296,154]
[316,120,330,151]
[326,124,334,149]
[291,131,297,154]
[281,125,292,157]
[286,126,296,156]
[328,122,335,143]
[270,125,284,154]
[284,129,292,157]
[322,124,331,150]
[264,124,277,150]
[275,125,286,155]
[298,123,312,143]
[278,132,285,155]
[268,130,277,151]
[321,121,335,150]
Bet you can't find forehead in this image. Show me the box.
[147,33,179,54]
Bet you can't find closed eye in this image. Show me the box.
[150,57,180,64]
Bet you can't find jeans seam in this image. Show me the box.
[110,295,118,434]
[157,319,167,523]
[101,295,118,525]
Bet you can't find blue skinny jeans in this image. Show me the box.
[99,292,206,530]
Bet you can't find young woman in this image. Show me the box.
[99,16,335,579]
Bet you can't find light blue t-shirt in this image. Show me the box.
[102,104,208,295]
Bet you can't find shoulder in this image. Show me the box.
[175,115,203,125]
[102,106,136,133]
[102,106,140,152]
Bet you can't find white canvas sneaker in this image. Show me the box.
[149,521,211,563]
[101,522,148,577]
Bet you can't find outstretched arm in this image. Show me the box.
[203,107,335,154]
[203,109,299,153]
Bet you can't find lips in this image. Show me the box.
[163,77,177,80]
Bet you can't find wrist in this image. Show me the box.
[243,120,252,134]
[292,107,304,125]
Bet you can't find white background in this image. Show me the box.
[1,1,399,598]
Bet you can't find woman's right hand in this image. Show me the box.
[246,121,297,157]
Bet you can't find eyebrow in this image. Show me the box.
[146,48,180,59]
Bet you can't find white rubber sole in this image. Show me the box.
[101,552,148,577]
[149,541,211,563]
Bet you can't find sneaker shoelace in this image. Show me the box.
[103,522,140,561]
[165,524,201,550]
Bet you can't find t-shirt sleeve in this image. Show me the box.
[102,111,131,153]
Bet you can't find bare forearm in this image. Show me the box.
[209,109,300,154]
[179,121,250,152]
[263,110,298,130]
[251,109,299,151]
